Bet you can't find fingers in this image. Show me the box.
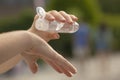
[28,61,38,73]
[61,67,73,77]
[45,13,55,21]
[70,14,78,21]
[48,59,76,77]
[59,11,73,24]
[47,10,66,22]
[21,52,39,73]
[51,62,73,77]
[53,55,77,76]
[45,10,78,24]
[47,32,60,40]
[45,59,63,73]
[50,62,73,77]
[63,58,77,74]
[43,58,72,77]
[57,57,77,74]
[42,54,77,77]
[35,10,78,23]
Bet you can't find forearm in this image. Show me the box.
[0,54,22,74]
[0,30,65,74]
[0,30,57,73]
[0,31,32,65]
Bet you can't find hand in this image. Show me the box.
[21,32,77,77]
[23,10,78,77]
[22,51,76,77]
[28,10,78,42]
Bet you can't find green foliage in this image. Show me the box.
[103,14,120,28]
[112,27,120,51]
[0,8,34,32]
[47,0,102,25]
[98,0,120,13]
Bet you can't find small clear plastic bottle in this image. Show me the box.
[35,7,79,33]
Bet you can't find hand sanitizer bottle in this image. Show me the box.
[35,7,79,33]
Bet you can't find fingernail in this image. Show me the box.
[50,17,55,21]
[68,21,73,24]
[60,19,66,22]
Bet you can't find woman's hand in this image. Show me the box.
[23,10,78,77]
[28,10,78,42]
[21,32,77,77]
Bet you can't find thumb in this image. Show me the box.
[48,33,60,40]
[27,61,38,73]
[21,52,39,73]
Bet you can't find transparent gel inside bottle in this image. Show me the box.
[35,7,79,33]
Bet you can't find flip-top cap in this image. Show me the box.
[36,7,46,19]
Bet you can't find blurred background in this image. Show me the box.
[0,0,120,80]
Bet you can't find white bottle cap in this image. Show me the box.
[36,7,46,19]
[35,7,49,31]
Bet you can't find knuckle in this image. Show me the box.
[59,11,65,13]
[49,10,58,13]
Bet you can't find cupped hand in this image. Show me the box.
[28,10,78,42]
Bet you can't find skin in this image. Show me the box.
[0,10,78,77]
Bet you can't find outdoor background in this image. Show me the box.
[0,0,120,80]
